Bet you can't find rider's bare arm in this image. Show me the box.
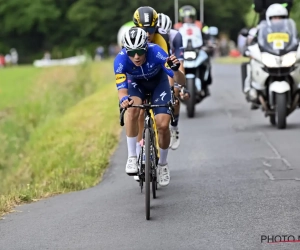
[179,60,185,74]
[173,70,185,86]
[168,55,186,86]
[118,88,128,101]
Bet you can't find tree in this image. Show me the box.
[0,0,255,63]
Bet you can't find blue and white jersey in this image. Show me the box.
[114,43,174,90]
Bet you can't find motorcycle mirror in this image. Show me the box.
[240,28,249,37]
[209,26,218,36]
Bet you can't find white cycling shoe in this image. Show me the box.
[169,128,180,150]
[157,164,170,186]
[125,157,138,175]
[133,164,170,186]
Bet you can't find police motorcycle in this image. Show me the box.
[243,18,300,129]
[178,23,218,117]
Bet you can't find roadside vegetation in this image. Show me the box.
[0,59,120,216]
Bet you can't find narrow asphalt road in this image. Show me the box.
[1,62,300,250]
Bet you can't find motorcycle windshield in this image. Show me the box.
[258,19,299,56]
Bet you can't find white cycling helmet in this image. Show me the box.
[266,3,288,26]
[157,13,172,33]
[122,27,148,50]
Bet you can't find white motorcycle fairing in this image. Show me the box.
[183,50,208,69]
[269,81,290,93]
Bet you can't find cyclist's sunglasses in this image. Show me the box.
[141,27,156,34]
[126,48,146,57]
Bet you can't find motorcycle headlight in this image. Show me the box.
[281,52,297,67]
[261,53,278,67]
[261,52,297,68]
[184,51,197,60]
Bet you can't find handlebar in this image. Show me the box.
[119,101,175,127]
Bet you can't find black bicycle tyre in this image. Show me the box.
[145,128,151,220]
[152,155,157,199]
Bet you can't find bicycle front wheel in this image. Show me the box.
[145,128,151,220]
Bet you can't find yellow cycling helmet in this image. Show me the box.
[133,6,158,27]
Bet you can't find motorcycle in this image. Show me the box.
[206,26,219,57]
[243,18,300,129]
[178,24,218,118]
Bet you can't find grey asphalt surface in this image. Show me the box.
[1,63,300,250]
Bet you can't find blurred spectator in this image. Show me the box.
[219,35,229,57]
[94,46,104,61]
[43,51,51,60]
[109,44,115,57]
[5,54,12,66]
[10,48,18,65]
[0,54,5,68]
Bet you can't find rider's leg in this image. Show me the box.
[207,64,212,85]
[241,62,248,92]
[244,62,252,94]
[155,114,171,163]
[169,85,180,150]
[168,60,184,150]
[152,74,172,186]
[125,78,144,175]
[243,62,258,110]
[155,113,171,187]
[205,63,212,96]
[124,96,142,174]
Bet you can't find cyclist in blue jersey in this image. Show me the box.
[157,13,189,150]
[114,27,186,186]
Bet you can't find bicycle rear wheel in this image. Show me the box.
[145,128,151,220]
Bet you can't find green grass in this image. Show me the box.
[214,56,250,64]
[0,66,42,109]
[0,59,120,216]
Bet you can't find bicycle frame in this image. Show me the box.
[119,96,175,220]
[144,95,160,159]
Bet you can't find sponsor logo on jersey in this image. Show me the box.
[116,74,126,83]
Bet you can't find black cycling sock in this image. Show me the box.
[171,114,179,127]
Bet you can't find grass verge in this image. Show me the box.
[0,60,120,216]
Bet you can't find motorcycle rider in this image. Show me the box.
[243,3,290,106]
[246,0,294,45]
[173,5,210,38]
[252,0,293,22]
[174,5,212,97]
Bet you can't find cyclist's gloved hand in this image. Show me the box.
[120,95,133,108]
[167,55,180,71]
